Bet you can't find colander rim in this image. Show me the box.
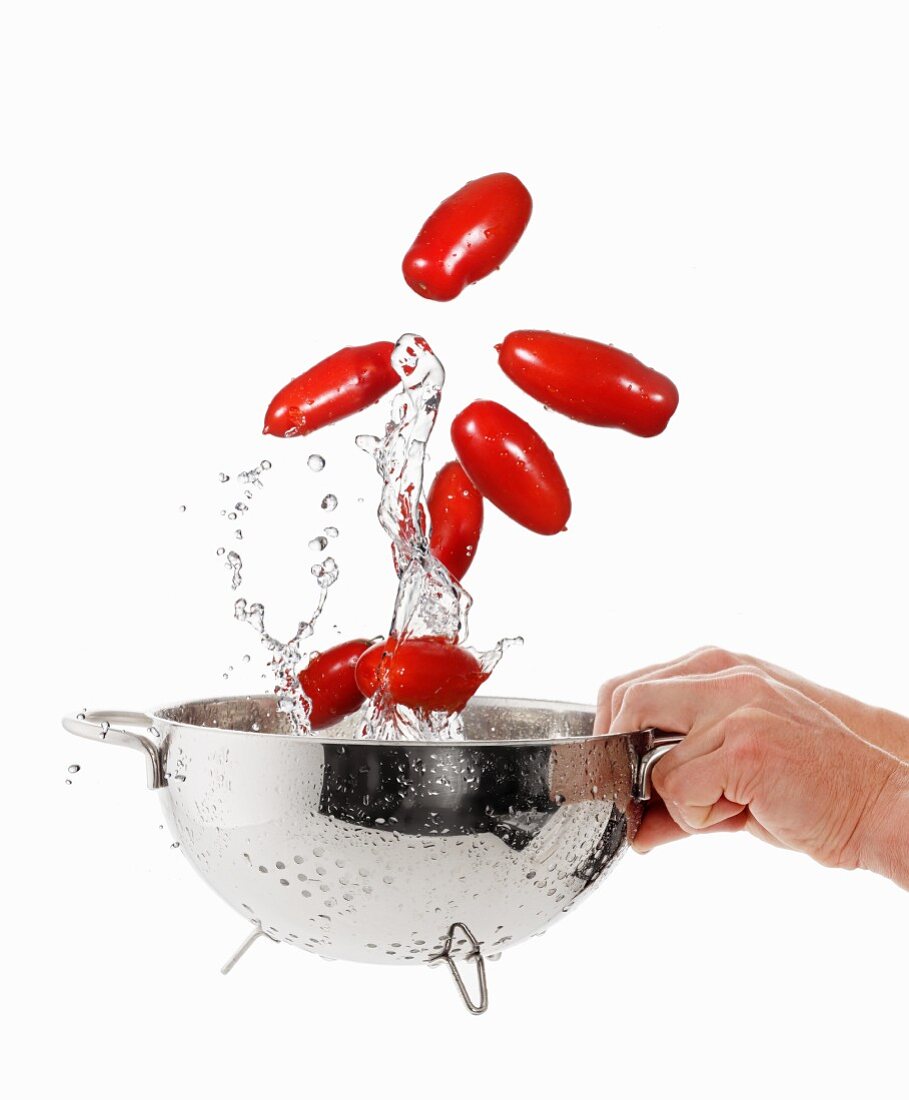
[147,693,631,747]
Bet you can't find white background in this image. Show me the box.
[3,2,908,1097]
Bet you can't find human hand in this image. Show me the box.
[596,647,909,889]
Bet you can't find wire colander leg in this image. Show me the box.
[429,921,489,1015]
[221,922,275,975]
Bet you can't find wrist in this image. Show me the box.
[858,760,909,891]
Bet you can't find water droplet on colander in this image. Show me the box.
[99,721,110,740]
[308,536,328,552]
[321,494,338,511]
[307,454,325,472]
[171,841,180,849]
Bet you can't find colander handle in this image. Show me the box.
[62,710,165,790]
[634,730,686,800]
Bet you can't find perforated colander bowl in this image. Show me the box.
[63,695,678,1012]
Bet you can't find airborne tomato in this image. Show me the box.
[402,173,532,302]
[451,400,571,536]
[427,460,484,581]
[355,636,487,714]
[298,638,371,730]
[263,342,398,438]
[498,330,679,438]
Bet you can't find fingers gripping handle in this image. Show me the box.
[634,730,685,800]
[62,710,165,790]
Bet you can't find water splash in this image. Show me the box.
[356,334,515,739]
[210,341,515,740]
[234,579,336,731]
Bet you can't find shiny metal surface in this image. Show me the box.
[64,696,680,977]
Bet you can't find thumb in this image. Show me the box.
[652,745,750,832]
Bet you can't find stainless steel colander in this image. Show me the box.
[63,696,680,1013]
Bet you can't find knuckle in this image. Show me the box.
[728,666,771,695]
[696,645,738,672]
[657,764,686,803]
[723,709,766,768]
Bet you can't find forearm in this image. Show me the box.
[833,699,909,760]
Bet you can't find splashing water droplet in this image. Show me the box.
[308,454,325,472]
[321,494,338,511]
[67,764,80,774]
[324,526,339,538]
[308,536,328,552]
[178,504,186,513]
[311,557,339,589]
[219,472,230,483]
[355,435,379,457]
[216,547,226,557]
[226,551,243,589]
